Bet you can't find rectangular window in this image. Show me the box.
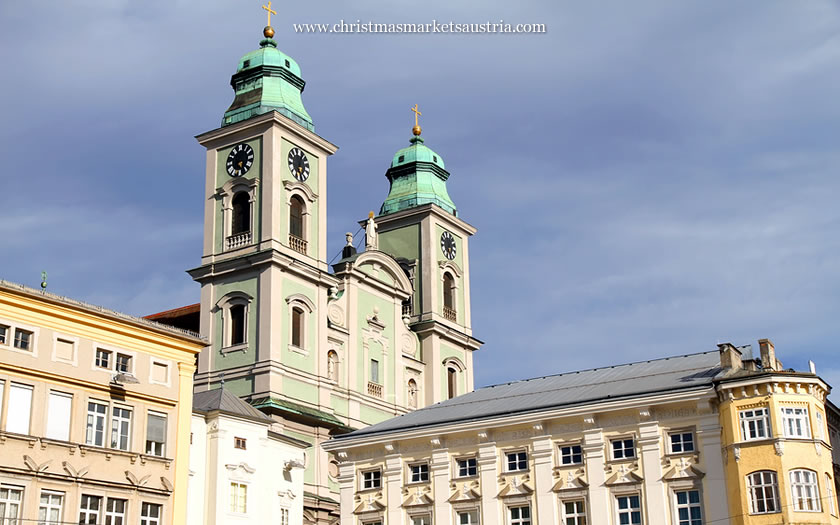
[7,383,33,435]
[790,469,820,511]
[457,457,478,478]
[0,324,7,344]
[740,408,771,440]
[46,391,73,441]
[362,469,382,489]
[560,444,583,465]
[747,470,780,514]
[115,353,132,373]
[146,412,167,456]
[457,510,480,525]
[781,407,811,438]
[230,482,247,513]
[370,359,379,384]
[612,438,635,459]
[509,505,531,525]
[55,338,75,361]
[234,437,247,450]
[105,498,126,525]
[669,432,695,454]
[13,328,32,350]
[95,348,112,369]
[616,494,642,524]
[39,490,64,525]
[0,486,23,524]
[79,494,102,525]
[816,412,825,440]
[411,515,431,525]
[110,406,131,450]
[562,500,586,525]
[140,502,162,525]
[506,451,528,472]
[86,402,107,446]
[675,490,702,525]
[409,463,429,483]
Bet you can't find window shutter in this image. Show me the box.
[46,392,73,440]
[7,383,33,434]
[147,413,167,443]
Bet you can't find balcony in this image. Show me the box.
[443,305,457,322]
[402,302,413,317]
[289,234,307,255]
[226,231,251,250]
[367,381,383,398]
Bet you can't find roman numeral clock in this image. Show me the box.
[441,231,457,260]
[226,143,254,177]
[288,147,310,181]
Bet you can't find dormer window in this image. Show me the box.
[285,59,290,68]
[242,60,250,68]
[398,155,405,163]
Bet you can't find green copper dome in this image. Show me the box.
[380,135,457,216]
[222,37,314,130]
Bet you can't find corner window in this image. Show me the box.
[826,473,837,516]
[746,470,780,514]
[790,469,820,511]
[409,463,429,483]
[362,469,382,490]
[674,490,702,525]
[457,457,477,478]
[615,494,642,524]
[506,451,528,472]
[146,412,167,456]
[740,408,771,441]
[560,444,583,465]
[509,505,531,525]
[13,328,33,351]
[669,432,695,454]
[230,482,248,513]
[611,438,635,459]
[781,407,811,438]
[561,500,587,525]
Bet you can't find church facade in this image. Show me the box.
[184,23,481,524]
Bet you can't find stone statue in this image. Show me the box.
[365,211,377,250]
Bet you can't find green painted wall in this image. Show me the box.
[284,429,315,484]
[223,376,255,398]
[283,376,318,405]
[281,278,318,375]
[357,263,395,286]
[354,289,397,395]
[380,225,421,312]
[212,275,259,369]
[359,404,394,425]
[280,138,320,259]
[214,137,262,254]
[330,393,348,418]
[440,343,468,399]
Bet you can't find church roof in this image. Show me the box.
[193,388,273,424]
[380,135,457,216]
[331,350,725,441]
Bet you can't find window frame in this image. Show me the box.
[229,481,248,514]
[746,470,781,514]
[560,444,583,465]
[668,431,695,454]
[140,502,162,525]
[46,391,73,441]
[780,407,811,438]
[505,450,529,473]
[508,504,532,525]
[408,462,430,484]
[95,348,112,369]
[0,485,24,524]
[739,407,771,441]
[0,324,7,345]
[615,493,643,525]
[105,497,127,525]
[361,468,382,490]
[611,437,636,460]
[790,469,821,512]
[456,457,478,478]
[78,494,103,525]
[114,352,133,374]
[86,401,108,447]
[217,292,253,352]
[673,489,702,525]
[145,411,167,457]
[38,490,64,525]
[234,436,247,450]
[560,498,587,525]
[410,513,432,525]
[6,382,34,435]
[456,509,480,525]
[13,327,33,351]
[110,405,132,451]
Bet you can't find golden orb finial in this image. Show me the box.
[410,104,422,136]
[412,125,422,136]
[262,2,277,38]
[263,25,275,38]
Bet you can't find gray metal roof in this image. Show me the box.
[336,351,724,440]
[193,388,273,423]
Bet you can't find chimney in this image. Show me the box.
[718,343,743,370]
[758,339,776,371]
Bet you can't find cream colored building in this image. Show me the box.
[0,280,204,524]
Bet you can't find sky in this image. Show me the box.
[1,1,839,392]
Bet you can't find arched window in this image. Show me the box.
[327,350,339,382]
[232,192,250,235]
[407,379,418,408]
[746,470,780,514]
[447,366,457,399]
[443,272,456,322]
[230,304,246,346]
[290,196,305,239]
[291,307,304,348]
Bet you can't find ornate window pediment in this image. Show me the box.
[497,474,534,498]
[448,481,481,502]
[605,463,643,486]
[552,468,589,492]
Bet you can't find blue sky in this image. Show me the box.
[1,1,839,391]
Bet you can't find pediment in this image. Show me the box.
[497,475,534,498]
[605,465,643,486]
[448,481,481,502]
[348,251,412,294]
[354,493,386,514]
[663,458,705,481]
[402,486,434,507]
[552,470,589,492]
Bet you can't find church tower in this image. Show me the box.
[374,109,482,404]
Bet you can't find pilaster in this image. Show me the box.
[337,461,356,525]
[638,421,666,525]
[582,428,609,524]
[477,441,499,525]
[531,434,555,524]
[384,453,403,525]
[698,413,730,524]
[431,447,452,525]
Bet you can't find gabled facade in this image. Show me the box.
[0,280,204,525]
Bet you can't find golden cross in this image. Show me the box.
[411,104,422,127]
[262,1,277,26]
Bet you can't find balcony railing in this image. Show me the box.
[367,381,383,398]
[289,234,307,255]
[402,302,413,317]
[443,305,457,322]
[226,231,251,250]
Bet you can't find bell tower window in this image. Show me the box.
[447,366,457,399]
[230,304,246,345]
[291,307,304,348]
[289,195,307,254]
[216,292,253,353]
[443,272,456,322]
[232,192,250,234]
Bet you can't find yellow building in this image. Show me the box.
[0,280,205,524]
[718,339,838,524]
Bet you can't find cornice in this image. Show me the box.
[374,203,477,236]
[196,111,338,155]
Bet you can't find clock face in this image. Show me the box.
[288,147,310,182]
[226,143,254,177]
[440,231,457,260]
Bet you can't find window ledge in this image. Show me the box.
[289,344,309,356]
[356,487,383,495]
[221,343,248,355]
[454,475,479,481]
[405,480,431,486]
[665,451,699,458]
[0,431,38,446]
[140,454,173,469]
[79,444,139,462]
[39,437,78,451]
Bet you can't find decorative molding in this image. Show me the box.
[403,486,435,507]
[448,481,481,502]
[605,464,643,486]
[437,260,463,278]
[160,477,174,491]
[733,446,741,462]
[551,469,589,492]
[62,461,88,478]
[283,180,318,203]
[497,475,533,498]
[285,293,316,313]
[23,455,50,472]
[225,462,257,475]
[353,492,386,514]
[774,440,784,456]
[328,304,345,327]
